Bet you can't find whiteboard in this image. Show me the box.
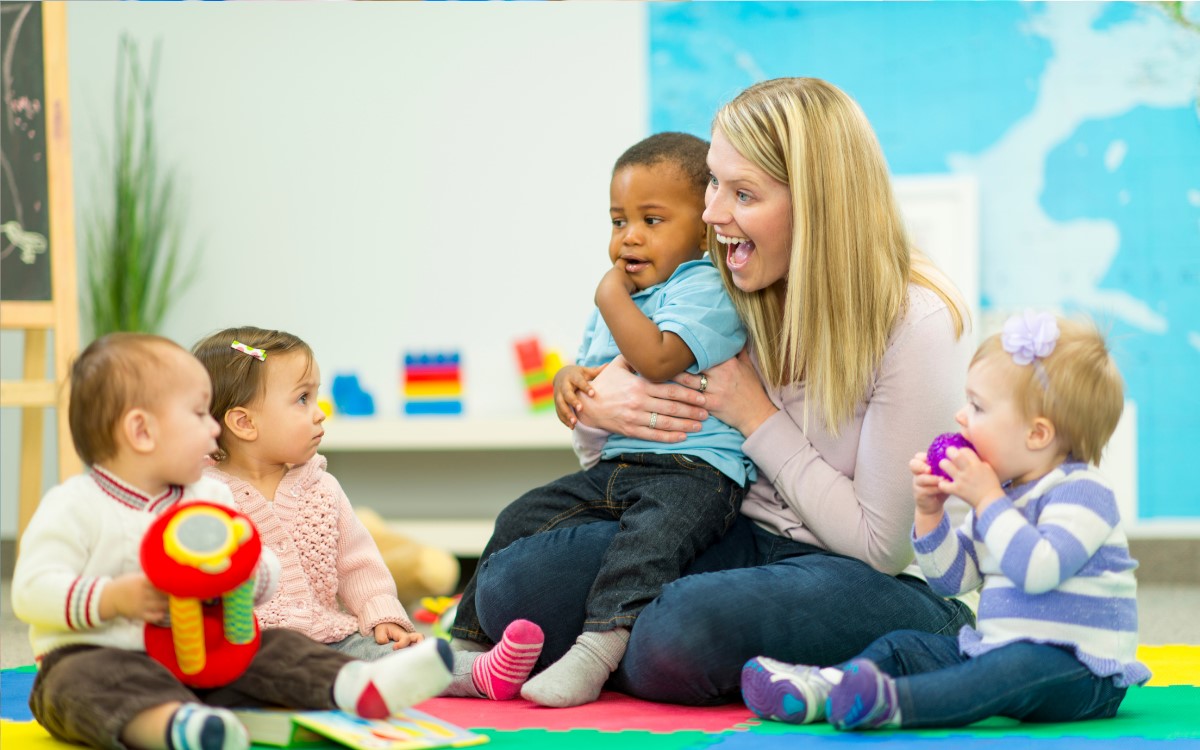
[893,174,981,342]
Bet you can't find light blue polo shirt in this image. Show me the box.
[577,258,756,486]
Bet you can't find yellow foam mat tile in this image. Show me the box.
[1137,644,1200,686]
[1,720,75,748]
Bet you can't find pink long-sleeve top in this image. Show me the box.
[738,285,971,574]
[205,455,413,643]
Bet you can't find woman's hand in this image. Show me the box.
[575,355,709,442]
[673,350,777,437]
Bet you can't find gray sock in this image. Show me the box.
[449,638,489,654]
[521,628,629,708]
[440,650,486,698]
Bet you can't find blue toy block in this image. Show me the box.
[403,400,463,416]
[331,374,375,416]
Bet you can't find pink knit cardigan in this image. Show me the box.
[204,455,413,643]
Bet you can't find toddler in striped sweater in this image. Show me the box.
[741,311,1150,729]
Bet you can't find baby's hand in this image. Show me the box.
[911,452,950,537]
[910,452,949,514]
[374,622,424,649]
[597,259,638,299]
[553,365,601,428]
[101,572,169,625]
[938,446,1005,512]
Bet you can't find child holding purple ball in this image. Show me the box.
[741,310,1150,730]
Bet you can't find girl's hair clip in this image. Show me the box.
[1001,310,1059,366]
[231,340,266,361]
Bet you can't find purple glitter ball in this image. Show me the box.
[926,433,976,480]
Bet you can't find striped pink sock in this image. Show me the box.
[471,619,544,700]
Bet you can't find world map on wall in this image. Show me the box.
[649,1,1200,519]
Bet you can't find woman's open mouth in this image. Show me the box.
[716,233,755,271]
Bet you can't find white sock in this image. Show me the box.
[334,638,453,718]
[167,703,248,750]
[521,628,629,708]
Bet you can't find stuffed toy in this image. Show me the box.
[355,507,461,606]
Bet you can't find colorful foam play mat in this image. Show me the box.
[2,645,1197,748]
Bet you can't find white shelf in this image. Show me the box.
[390,519,495,557]
[320,416,575,452]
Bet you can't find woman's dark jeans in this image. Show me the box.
[474,516,975,705]
[451,453,742,641]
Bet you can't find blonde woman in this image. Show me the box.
[471,78,976,705]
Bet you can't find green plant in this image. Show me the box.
[84,34,194,339]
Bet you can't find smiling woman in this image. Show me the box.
[705,129,794,299]
[469,77,977,706]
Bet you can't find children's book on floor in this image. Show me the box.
[233,707,488,750]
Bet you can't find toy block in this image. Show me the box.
[544,350,565,378]
[404,400,464,416]
[331,374,375,416]
[403,367,462,384]
[404,352,461,368]
[523,370,550,388]
[404,382,464,398]
[513,337,543,373]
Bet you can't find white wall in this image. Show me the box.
[0,2,1159,539]
[1,2,647,537]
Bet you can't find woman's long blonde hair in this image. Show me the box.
[712,78,966,434]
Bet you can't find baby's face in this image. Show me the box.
[247,350,326,467]
[955,356,1043,485]
[608,164,707,290]
[149,349,221,487]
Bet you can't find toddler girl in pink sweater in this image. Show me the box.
[195,327,543,699]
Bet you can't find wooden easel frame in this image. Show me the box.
[0,3,81,535]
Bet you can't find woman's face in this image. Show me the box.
[702,128,793,293]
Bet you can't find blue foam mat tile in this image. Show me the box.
[0,669,35,722]
[708,735,1196,749]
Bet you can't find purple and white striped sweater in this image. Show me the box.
[913,461,1151,688]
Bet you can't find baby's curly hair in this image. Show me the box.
[613,131,711,201]
[192,326,313,461]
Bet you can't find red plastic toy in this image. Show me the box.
[140,500,263,688]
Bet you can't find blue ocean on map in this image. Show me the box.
[649,1,1200,518]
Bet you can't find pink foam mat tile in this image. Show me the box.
[415,691,761,733]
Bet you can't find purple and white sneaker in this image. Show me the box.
[741,656,838,724]
[826,658,899,731]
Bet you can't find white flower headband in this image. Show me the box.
[1001,310,1058,389]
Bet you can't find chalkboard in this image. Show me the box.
[0,0,80,536]
[1,2,52,301]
